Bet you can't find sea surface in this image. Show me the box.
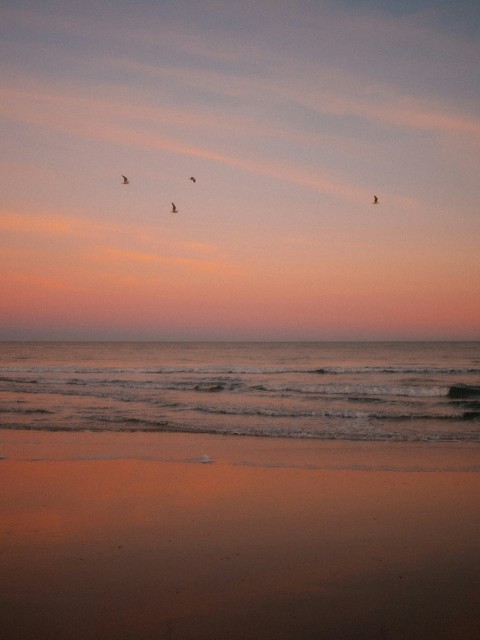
[1,342,480,442]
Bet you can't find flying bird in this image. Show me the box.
[373,195,379,204]
[190,176,196,183]
[171,202,178,213]
[122,175,129,184]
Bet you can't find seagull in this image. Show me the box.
[122,175,129,184]
[171,202,178,213]
[190,176,196,183]
[373,195,379,204]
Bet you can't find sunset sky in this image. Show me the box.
[1,0,479,341]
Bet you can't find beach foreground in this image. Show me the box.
[1,431,479,639]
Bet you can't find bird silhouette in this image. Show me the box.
[122,175,129,184]
[171,202,178,213]
[190,177,196,183]
[373,195,379,204]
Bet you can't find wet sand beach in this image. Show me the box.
[0,431,479,639]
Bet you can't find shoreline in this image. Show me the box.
[1,430,479,639]
[1,428,479,470]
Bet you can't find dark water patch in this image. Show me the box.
[0,424,79,432]
[0,408,53,414]
[66,378,129,386]
[194,383,226,392]
[463,412,480,421]
[379,414,453,422]
[448,384,480,398]
[89,416,170,429]
[347,396,385,403]
[0,376,38,384]
[449,400,480,409]
[191,404,461,422]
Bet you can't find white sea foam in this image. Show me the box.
[252,383,450,397]
[1,364,480,375]
[188,454,214,464]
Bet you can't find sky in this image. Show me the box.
[1,0,479,341]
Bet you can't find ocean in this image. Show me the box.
[1,341,479,442]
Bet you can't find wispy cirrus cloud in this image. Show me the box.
[92,246,249,277]
[107,57,480,139]
[0,85,372,204]
[0,86,429,213]
[0,207,247,280]
[0,208,227,260]
[0,209,119,238]
[3,2,479,212]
